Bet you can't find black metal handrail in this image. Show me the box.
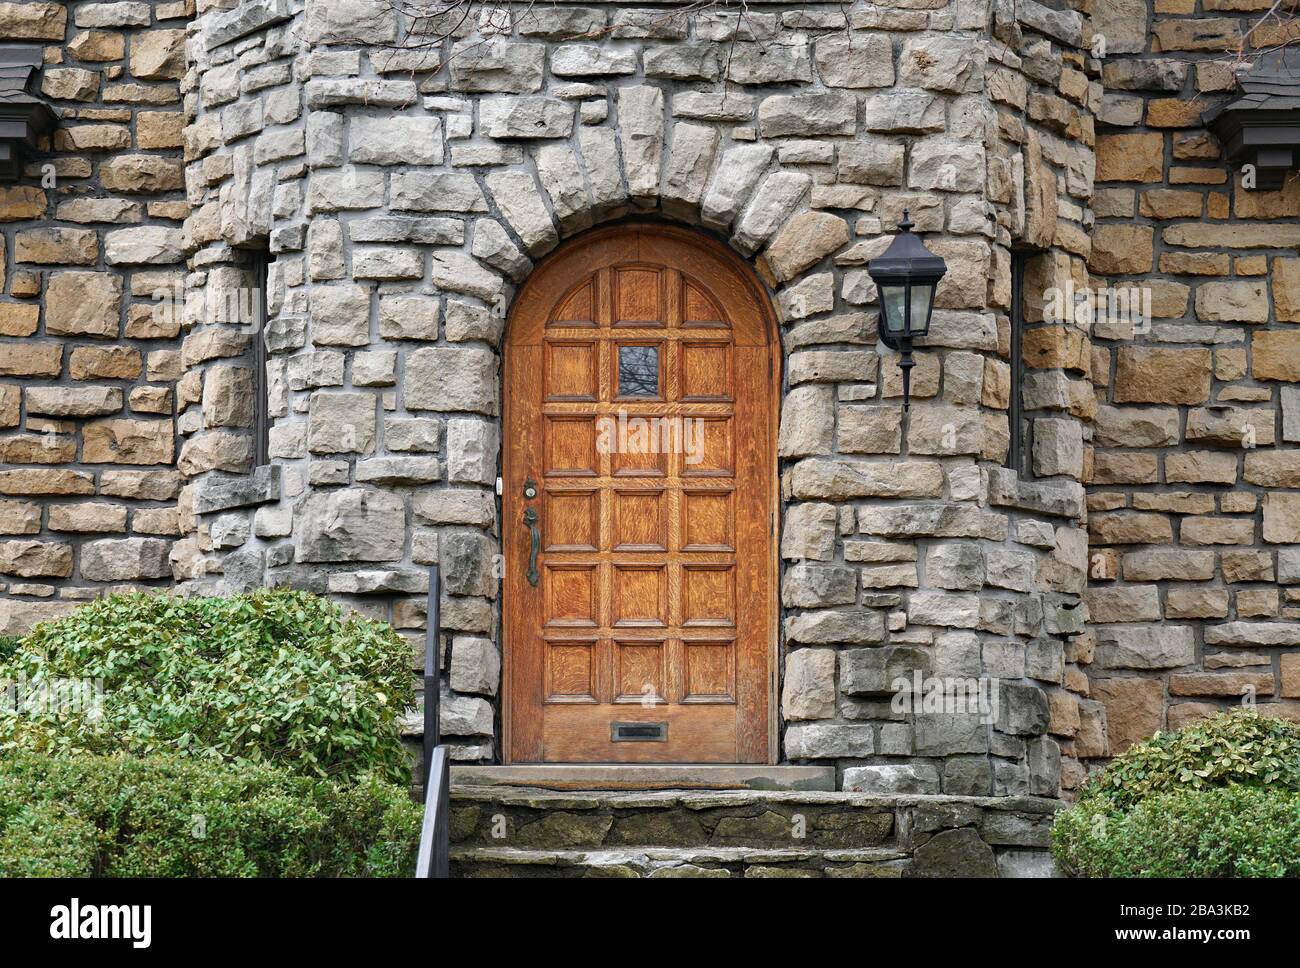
[416,565,450,878]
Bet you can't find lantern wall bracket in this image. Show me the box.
[1204,48,1300,192]
[0,46,57,183]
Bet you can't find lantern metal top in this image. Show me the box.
[866,210,948,285]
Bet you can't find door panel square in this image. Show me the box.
[612,564,667,626]
[545,489,598,551]
[681,490,735,551]
[545,565,597,627]
[681,417,734,477]
[680,341,732,401]
[615,267,663,326]
[545,416,598,476]
[684,641,735,703]
[614,641,666,704]
[610,425,669,477]
[546,641,596,702]
[612,489,666,551]
[545,341,597,401]
[682,565,735,627]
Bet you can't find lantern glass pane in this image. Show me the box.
[909,284,934,335]
[881,285,907,334]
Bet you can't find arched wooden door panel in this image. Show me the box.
[503,224,779,763]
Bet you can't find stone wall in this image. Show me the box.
[0,0,189,635]
[1084,0,1300,758]
[175,0,1088,791]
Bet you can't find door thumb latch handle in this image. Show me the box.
[523,507,540,587]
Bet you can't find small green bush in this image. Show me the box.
[1082,712,1300,810]
[1052,712,1300,877]
[1052,785,1300,878]
[0,752,421,878]
[0,590,414,783]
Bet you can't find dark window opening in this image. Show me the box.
[1008,250,1029,477]
[252,254,270,468]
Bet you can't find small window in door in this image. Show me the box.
[617,344,659,398]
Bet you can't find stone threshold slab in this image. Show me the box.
[451,764,837,792]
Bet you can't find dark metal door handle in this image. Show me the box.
[523,507,540,587]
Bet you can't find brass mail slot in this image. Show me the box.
[611,721,668,742]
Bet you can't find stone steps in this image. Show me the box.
[448,784,1062,877]
[451,845,911,878]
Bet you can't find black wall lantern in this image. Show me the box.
[0,46,56,182]
[1204,48,1300,192]
[866,210,947,411]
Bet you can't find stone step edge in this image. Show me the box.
[451,785,1061,813]
[452,846,911,867]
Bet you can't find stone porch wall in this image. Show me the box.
[173,0,1089,793]
[1084,0,1300,758]
[0,0,189,635]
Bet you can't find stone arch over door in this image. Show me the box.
[501,222,781,764]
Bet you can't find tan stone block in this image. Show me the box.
[82,418,174,465]
[1165,450,1238,484]
[1207,193,1229,218]
[0,539,73,578]
[0,434,75,464]
[202,364,253,428]
[1153,18,1241,52]
[1138,189,1201,219]
[100,470,180,500]
[1173,131,1221,161]
[0,186,48,221]
[1091,677,1164,753]
[1148,280,1190,317]
[1244,451,1300,487]
[131,506,180,536]
[1264,493,1300,544]
[136,111,184,149]
[0,498,39,534]
[14,228,97,264]
[1166,588,1229,619]
[1236,589,1279,618]
[1169,167,1227,185]
[1253,331,1300,382]
[0,343,62,377]
[0,2,67,40]
[1131,491,1215,514]
[1091,451,1158,484]
[69,346,141,380]
[1282,653,1300,699]
[45,270,123,337]
[41,66,99,100]
[100,155,185,193]
[1170,671,1272,697]
[48,502,128,533]
[68,29,124,61]
[1096,132,1163,182]
[129,385,171,414]
[177,431,251,476]
[125,302,179,339]
[1271,257,1300,322]
[0,469,94,496]
[1214,346,1247,381]
[1089,512,1173,545]
[1165,223,1300,248]
[881,352,938,399]
[1194,280,1269,323]
[1182,516,1255,545]
[0,384,17,428]
[0,302,39,336]
[1022,325,1090,373]
[1185,407,1274,447]
[1114,347,1210,404]
[1235,176,1300,218]
[1145,99,1203,127]
[130,28,185,80]
[1160,251,1230,275]
[1087,224,1153,274]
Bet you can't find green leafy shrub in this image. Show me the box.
[0,635,21,662]
[1052,785,1300,877]
[0,590,415,783]
[0,752,421,878]
[1083,712,1300,810]
[1052,712,1300,877]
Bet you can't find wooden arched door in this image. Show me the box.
[503,224,779,763]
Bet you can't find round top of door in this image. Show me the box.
[506,222,777,349]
